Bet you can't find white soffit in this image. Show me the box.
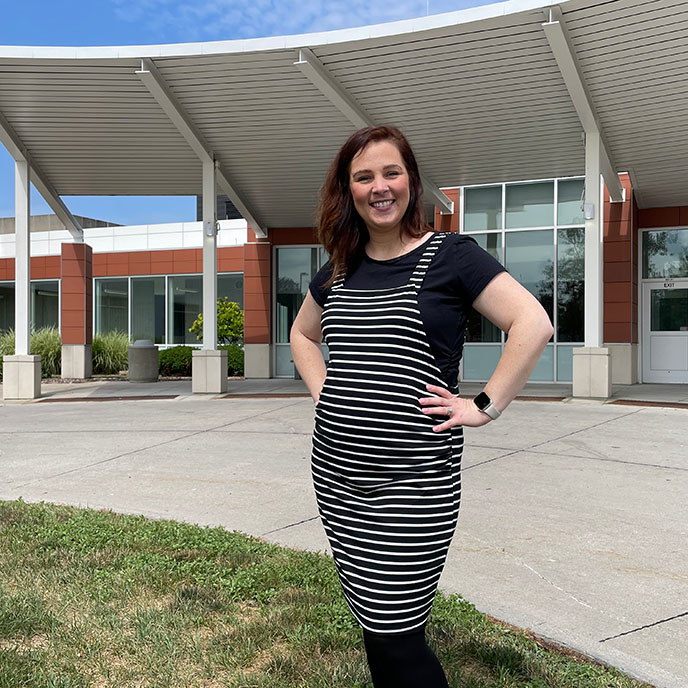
[0,0,686,227]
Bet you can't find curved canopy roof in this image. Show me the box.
[0,0,686,232]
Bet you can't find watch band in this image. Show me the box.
[473,391,501,420]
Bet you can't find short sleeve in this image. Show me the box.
[453,235,507,302]
[309,261,334,308]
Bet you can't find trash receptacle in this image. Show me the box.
[128,340,159,382]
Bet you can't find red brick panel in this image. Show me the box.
[637,207,682,228]
[268,227,319,245]
[434,188,459,233]
[243,242,271,345]
[61,243,93,345]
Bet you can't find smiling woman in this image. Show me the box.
[290,125,553,688]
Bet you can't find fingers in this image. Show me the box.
[425,383,453,398]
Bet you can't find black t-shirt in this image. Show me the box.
[309,233,506,389]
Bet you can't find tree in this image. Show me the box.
[189,297,244,345]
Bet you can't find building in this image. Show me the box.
[1,0,687,397]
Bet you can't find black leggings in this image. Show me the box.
[362,627,449,688]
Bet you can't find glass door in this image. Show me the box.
[642,280,688,383]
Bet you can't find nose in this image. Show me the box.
[371,174,390,194]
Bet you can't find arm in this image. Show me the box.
[290,291,327,404]
[420,271,554,430]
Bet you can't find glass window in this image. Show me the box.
[506,181,554,228]
[464,186,502,231]
[218,273,244,309]
[95,278,128,335]
[31,281,59,331]
[651,289,688,331]
[0,282,15,333]
[557,227,584,342]
[530,344,554,381]
[131,277,165,344]
[643,229,688,279]
[557,179,585,225]
[462,344,501,381]
[557,345,582,381]
[276,247,321,344]
[168,276,202,345]
[471,232,502,263]
[506,229,554,323]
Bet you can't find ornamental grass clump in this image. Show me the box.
[0,327,62,378]
[92,330,129,375]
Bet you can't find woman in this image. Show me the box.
[290,126,553,687]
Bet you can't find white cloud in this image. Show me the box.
[110,0,436,42]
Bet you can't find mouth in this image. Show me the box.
[370,199,395,209]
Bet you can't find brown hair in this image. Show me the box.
[316,125,431,286]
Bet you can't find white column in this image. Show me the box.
[202,158,218,350]
[15,160,30,355]
[192,158,227,394]
[573,131,612,398]
[584,131,603,348]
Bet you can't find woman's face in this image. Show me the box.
[349,140,410,236]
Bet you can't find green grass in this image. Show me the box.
[0,500,651,688]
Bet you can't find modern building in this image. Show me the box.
[1,0,687,398]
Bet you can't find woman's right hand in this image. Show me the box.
[290,291,327,405]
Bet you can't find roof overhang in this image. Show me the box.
[1,0,686,230]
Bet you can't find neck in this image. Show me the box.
[365,228,428,261]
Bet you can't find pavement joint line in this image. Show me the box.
[526,448,688,472]
[456,531,635,628]
[9,398,307,490]
[261,515,320,536]
[463,408,643,473]
[598,611,688,643]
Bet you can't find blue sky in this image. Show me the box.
[0,0,495,225]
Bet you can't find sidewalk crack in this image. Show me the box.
[599,611,688,643]
[261,516,319,536]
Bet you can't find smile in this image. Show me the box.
[370,200,395,208]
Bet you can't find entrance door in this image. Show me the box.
[642,280,688,383]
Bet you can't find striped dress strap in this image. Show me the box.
[408,233,447,290]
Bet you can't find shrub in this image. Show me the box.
[0,327,62,379]
[92,331,129,375]
[189,298,244,345]
[220,343,244,376]
[30,327,62,378]
[159,346,195,377]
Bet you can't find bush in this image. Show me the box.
[0,327,62,379]
[220,343,244,376]
[30,327,62,378]
[189,298,244,345]
[159,346,195,377]
[92,331,129,375]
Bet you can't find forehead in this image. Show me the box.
[350,140,405,172]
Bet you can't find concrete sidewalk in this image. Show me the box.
[0,385,686,687]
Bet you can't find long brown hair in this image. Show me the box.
[316,126,431,286]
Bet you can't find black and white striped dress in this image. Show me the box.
[311,233,463,635]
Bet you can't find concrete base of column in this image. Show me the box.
[2,354,42,400]
[606,343,638,384]
[62,345,92,379]
[192,349,228,394]
[573,347,612,398]
[244,343,272,378]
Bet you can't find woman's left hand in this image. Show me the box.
[419,384,493,431]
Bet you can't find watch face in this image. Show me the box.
[474,392,491,411]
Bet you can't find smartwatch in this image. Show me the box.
[473,391,501,420]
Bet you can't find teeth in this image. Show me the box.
[371,200,394,208]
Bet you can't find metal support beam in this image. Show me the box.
[15,161,31,355]
[136,58,266,237]
[0,109,83,241]
[584,131,603,348]
[294,48,454,215]
[202,159,218,350]
[542,9,624,202]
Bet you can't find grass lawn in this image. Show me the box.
[0,499,651,688]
